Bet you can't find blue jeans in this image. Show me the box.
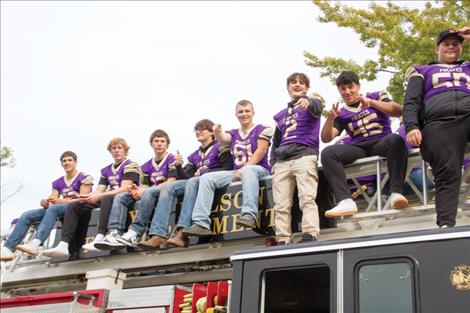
[406,168,435,194]
[192,166,270,229]
[149,177,201,237]
[107,192,136,231]
[5,204,67,250]
[129,186,161,235]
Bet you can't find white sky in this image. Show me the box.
[1,1,424,229]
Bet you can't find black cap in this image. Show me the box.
[437,29,464,45]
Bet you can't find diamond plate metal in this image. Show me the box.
[1,302,100,313]
[107,285,176,309]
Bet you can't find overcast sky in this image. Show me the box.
[1,1,424,229]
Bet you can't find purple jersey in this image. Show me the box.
[464,158,470,171]
[405,62,470,102]
[227,124,273,171]
[335,91,392,144]
[100,159,140,190]
[141,153,176,186]
[273,104,321,151]
[52,172,93,199]
[187,143,224,176]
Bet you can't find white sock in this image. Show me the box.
[31,238,41,247]
[95,233,105,241]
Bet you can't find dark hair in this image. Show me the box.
[194,119,214,131]
[336,70,360,87]
[149,129,170,145]
[286,72,310,88]
[60,151,77,162]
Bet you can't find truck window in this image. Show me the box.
[357,260,415,313]
[262,265,330,313]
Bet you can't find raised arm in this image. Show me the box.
[213,124,232,145]
[321,103,341,143]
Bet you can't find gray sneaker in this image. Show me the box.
[181,224,212,237]
[94,230,125,250]
[236,214,257,229]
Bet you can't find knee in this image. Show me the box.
[19,210,34,224]
[321,146,337,164]
[387,134,406,148]
[114,192,129,203]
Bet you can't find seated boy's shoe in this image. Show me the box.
[166,230,189,248]
[390,193,408,209]
[16,241,40,256]
[80,233,104,252]
[42,246,69,258]
[137,235,167,251]
[324,199,358,218]
[115,230,140,248]
[181,224,212,237]
[94,230,125,250]
[0,246,15,262]
[236,214,257,229]
[297,233,317,244]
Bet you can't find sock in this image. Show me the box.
[31,238,41,247]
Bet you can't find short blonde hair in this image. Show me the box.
[107,137,130,154]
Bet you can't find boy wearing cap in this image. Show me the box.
[403,27,470,228]
[0,151,93,261]
[321,70,408,218]
[270,73,324,245]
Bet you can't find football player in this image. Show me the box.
[182,100,273,237]
[1,151,92,261]
[135,119,233,250]
[95,130,177,249]
[403,27,470,228]
[270,73,324,245]
[321,70,408,218]
[42,138,140,258]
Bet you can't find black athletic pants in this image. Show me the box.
[420,113,470,227]
[321,134,408,203]
[61,194,115,243]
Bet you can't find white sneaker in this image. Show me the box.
[16,239,41,256]
[42,242,69,258]
[81,233,104,252]
[115,229,139,248]
[389,193,408,209]
[0,246,15,262]
[325,199,358,218]
[94,230,125,250]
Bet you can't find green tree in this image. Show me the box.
[1,146,16,167]
[305,0,470,104]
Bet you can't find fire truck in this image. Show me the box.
[1,148,470,312]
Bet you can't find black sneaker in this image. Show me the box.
[297,233,317,244]
[236,214,257,229]
[181,224,212,237]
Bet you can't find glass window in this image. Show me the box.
[262,265,330,313]
[358,261,414,313]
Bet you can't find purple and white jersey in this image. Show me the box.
[141,153,176,186]
[100,159,140,190]
[52,172,93,199]
[334,91,392,144]
[273,104,321,151]
[227,124,273,171]
[405,62,470,102]
[464,158,470,171]
[187,143,224,176]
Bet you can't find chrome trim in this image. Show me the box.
[230,231,470,261]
